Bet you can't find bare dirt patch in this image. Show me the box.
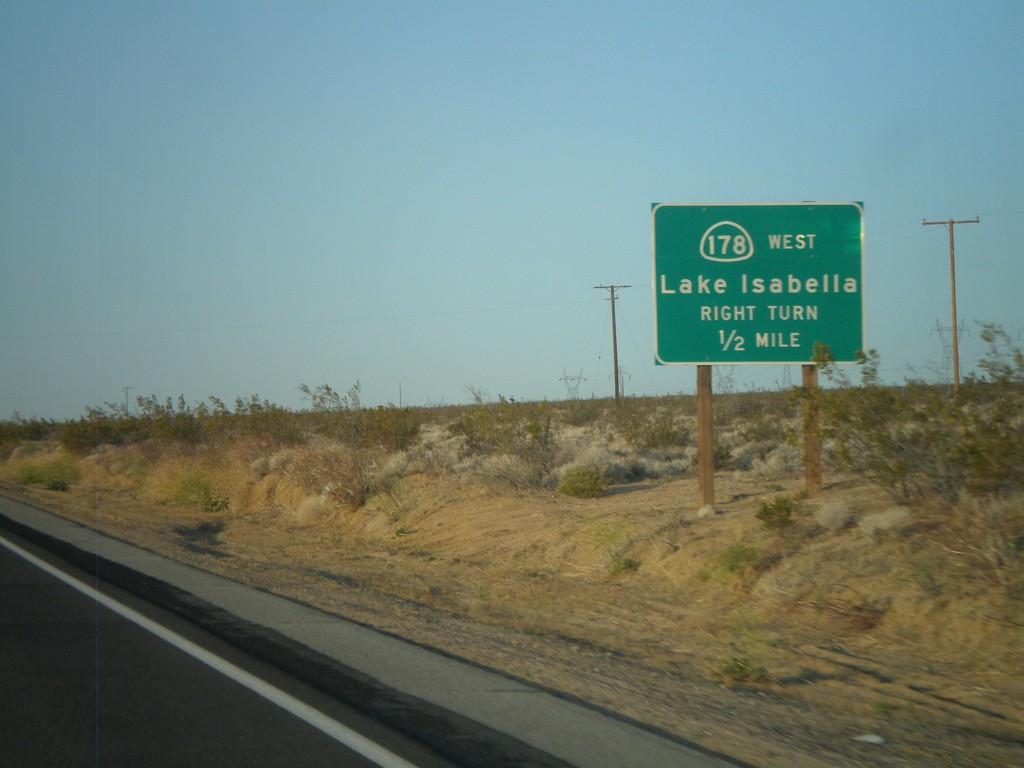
[3,466,1022,768]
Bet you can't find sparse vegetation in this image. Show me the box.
[172,474,230,513]
[3,357,1024,767]
[718,544,760,574]
[813,328,1024,503]
[720,655,769,684]
[556,466,605,498]
[610,555,640,575]
[755,496,794,531]
[14,452,81,490]
[812,326,1024,590]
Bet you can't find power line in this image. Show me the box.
[0,298,605,342]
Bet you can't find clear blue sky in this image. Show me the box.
[2,1,1022,419]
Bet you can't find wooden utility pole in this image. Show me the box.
[594,284,631,401]
[922,217,979,394]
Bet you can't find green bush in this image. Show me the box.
[720,656,769,683]
[609,555,640,575]
[16,455,81,489]
[0,418,58,458]
[756,496,794,530]
[813,328,1024,503]
[556,397,606,427]
[354,406,422,451]
[718,544,760,574]
[613,399,689,450]
[299,383,421,450]
[448,397,554,487]
[61,408,133,452]
[557,467,605,498]
[173,475,229,513]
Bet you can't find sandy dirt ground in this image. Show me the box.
[3,471,1022,768]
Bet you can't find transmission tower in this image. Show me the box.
[560,369,586,400]
[715,366,737,394]
[610,367,631,397]
[932,319,969,384]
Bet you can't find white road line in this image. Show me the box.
[0,533,422,768]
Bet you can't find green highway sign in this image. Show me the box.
[652,202,864,364]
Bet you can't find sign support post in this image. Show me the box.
[802,364,821,494]
[696,365,715,506]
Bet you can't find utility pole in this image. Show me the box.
[594,284,631,401]
[121,386,132,416]
[922,216,979,394]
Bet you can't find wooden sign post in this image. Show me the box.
[802,364,821,493]
[697,365,715,506]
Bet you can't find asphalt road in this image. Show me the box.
[0,530,455,768]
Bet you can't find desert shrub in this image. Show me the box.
[476,454,549,490]
[556,397,606,427]
[856,507,911,538]
[814,330,1024,503]
[936,496,1024,593]
[281,441,391,511]
[61,407,134,452]
[609,554,640,575]
[354,406,422,452]
[135,395,205,444]
[294,495,331,524]
[756,496,794,530]
[813,501,853,532]
[299,382,421,451]
[556,467,604,498]
[16,453,81,489]
[58,393,303,451]
[690,438,734,471]
[0,417,58,458]
[448,397,554,487]
[738,410,793,445]
[173,474,230,513]
[718,544,760,574]
[720,656,769,684]
[814,585,887,630]
[612,398,689,450]
[409,423,461,478]
[716,388,791,426]
[750,443,802,480]
[223,395,304,445]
